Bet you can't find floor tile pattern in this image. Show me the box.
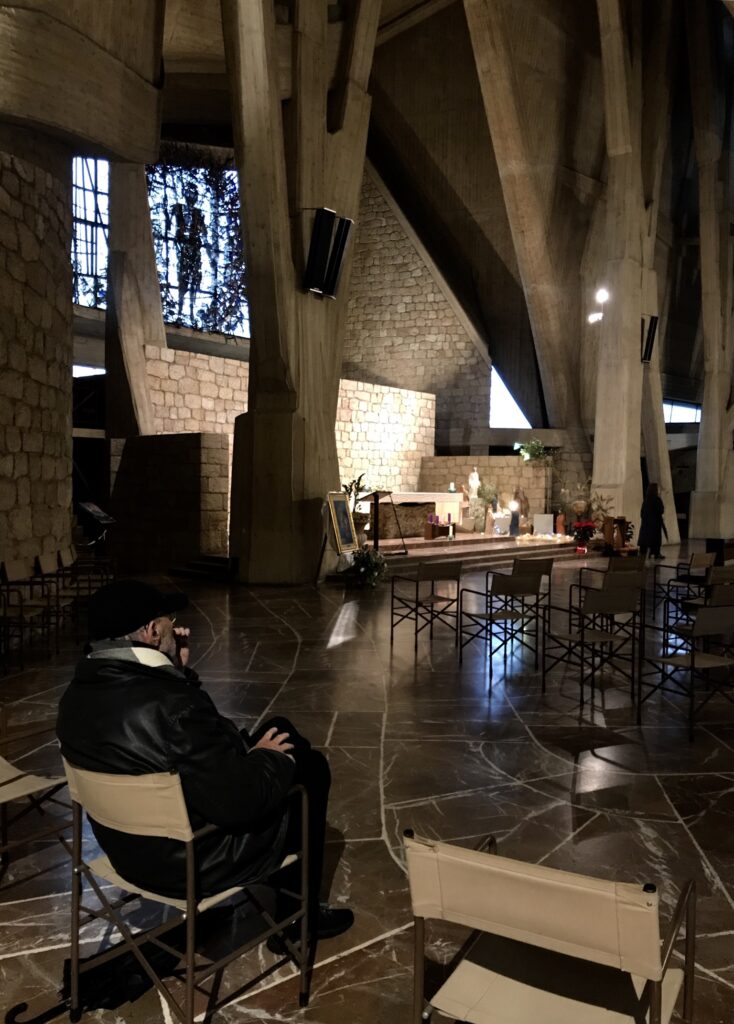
[1,558,733,1022]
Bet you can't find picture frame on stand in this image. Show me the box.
[328,491,358,554]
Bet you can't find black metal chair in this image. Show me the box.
[544,584,643,705]
[639,604,734,740]
[391,561,462,651]
[460,572,545,686]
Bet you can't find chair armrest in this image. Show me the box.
[391,573,418,585]
[661,879,696,973]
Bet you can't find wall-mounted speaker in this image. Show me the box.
[302,208,354,298]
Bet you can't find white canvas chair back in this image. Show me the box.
[512,558,553,579]
[582,586,640,616]
[706,565,734,585]
[417,561,462,584]
[692,604,734,637]
[405,835,663,981]
[608,556,645,572]
[600,570,645,591]
[689,552,715,571]
[491,572,542,598]
[63,759,194,842]
[59,546,74,569]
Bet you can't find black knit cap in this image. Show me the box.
[88,580,188,641]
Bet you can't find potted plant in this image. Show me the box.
[517,438,547,463]
[572,519,596,553]
[349,545,387,587]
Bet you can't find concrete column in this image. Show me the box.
[105,162,162,437]
[0,125,73,564]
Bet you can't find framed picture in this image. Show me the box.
[328,491,359,554]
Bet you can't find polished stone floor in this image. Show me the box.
[2,557,734,1022]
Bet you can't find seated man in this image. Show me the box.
[56,579,352,944]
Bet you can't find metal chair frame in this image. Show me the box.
[391,562,462,651]
[405,831,695,1024]
[459,573,546,687]
[543,585,643,704]
[638,604,734,740]
[1,559,53,669]
[64,773,311,1024]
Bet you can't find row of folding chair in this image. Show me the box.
[1,546,112,670]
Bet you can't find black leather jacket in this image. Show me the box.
[56,642,295,899]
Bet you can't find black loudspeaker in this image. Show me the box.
[641,315,658,363]
[302,208,354,298]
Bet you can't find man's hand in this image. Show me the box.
[252,727,294,756]
[173,626,191,668]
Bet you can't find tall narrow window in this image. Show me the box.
[72,157,109,308]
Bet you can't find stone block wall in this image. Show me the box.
[550,428,593,510]
[145,345,248,434]
[0,127,72,565]
[343,172,490,444]
[109,433,230,568]
[142,345,436,494]
[336,379,434,492]
[418,455,552,516]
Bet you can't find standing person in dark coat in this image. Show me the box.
[56,579,353,946]
[638,482,667,559]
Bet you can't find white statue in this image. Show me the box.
[468,467,480,501]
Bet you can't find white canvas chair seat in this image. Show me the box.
[430,938,683,1024]
[656,652,734,671]
[0,755,65,802]
[550,627,629,645]
[87,851,301,914]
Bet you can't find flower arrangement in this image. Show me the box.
[350,545,387,588]
[572,520,596,544]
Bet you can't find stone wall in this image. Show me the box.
[343,171,490,445]
[145,345,248,434]
[109,433,230,568]
[336,379,434,492]
[0,127,72,565]
[143,344,436,493]
[418,455,552,517]
[550,428,593,510]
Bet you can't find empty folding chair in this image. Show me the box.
[639,604,734,740]
[544,584,643,704]
[391,562,462,651]
[460,572,545,687]
[1,559,53,668]
[404,830,695,1024]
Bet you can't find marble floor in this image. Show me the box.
[2,558,734,1022]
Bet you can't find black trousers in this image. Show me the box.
[244,716,331,923]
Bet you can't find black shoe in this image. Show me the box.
[266,904,354,954]
[654,554,664,560]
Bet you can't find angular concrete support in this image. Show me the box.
[222,0,378,582]
[591,0,644,524]
[687,0,732,538]
[105,163,164,437]
[463,0,579,429]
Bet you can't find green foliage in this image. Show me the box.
[342,474,368,511]
[476,482,497,507]
[518,438,548,462]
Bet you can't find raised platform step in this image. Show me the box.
[380,535,578,573]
